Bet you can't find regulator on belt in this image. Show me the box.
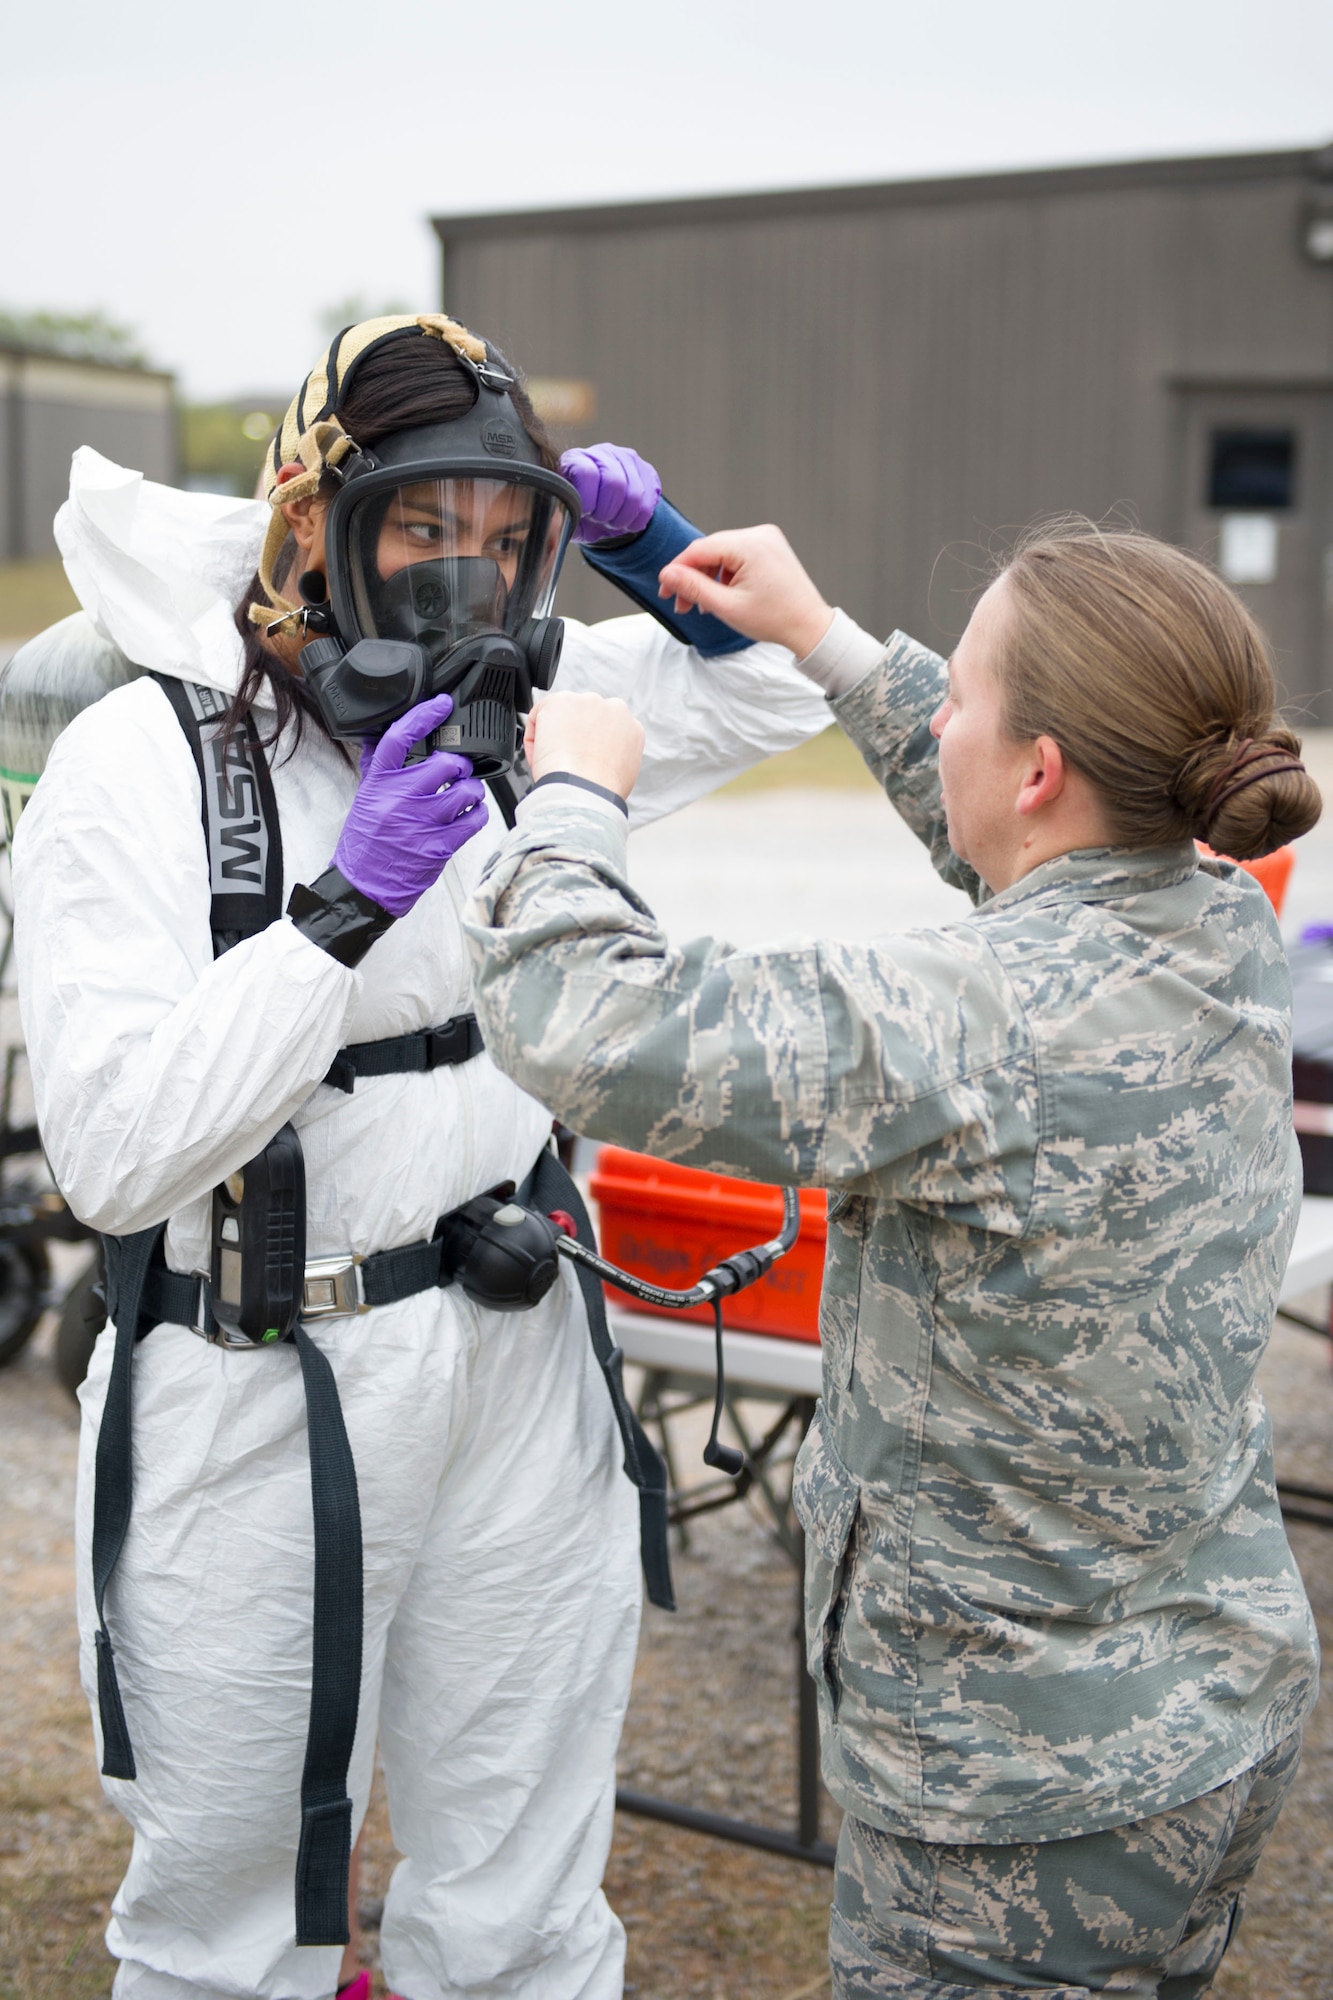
[92,679,801,1950]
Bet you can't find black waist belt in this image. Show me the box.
[325,1013,483,1093]
[139,1166,673,1610]
[140,1229,456,1335]
[91,1143,673,1952]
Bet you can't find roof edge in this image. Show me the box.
[431,142,1326,244]
[0,338,174,383]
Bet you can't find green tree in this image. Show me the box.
[0,307,148,368]
[179,402,282,498]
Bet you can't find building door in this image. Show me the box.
[1177,387,1333,722]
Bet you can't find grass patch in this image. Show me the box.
[0,1851,132,2000]
[0,561,79,642]
[718,725,877,796]
[0,1762,131,2000]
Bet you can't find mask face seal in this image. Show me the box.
[300,371,579,775]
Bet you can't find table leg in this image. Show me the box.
[616,1391,836,1865]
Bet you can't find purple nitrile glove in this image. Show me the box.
[560,443,662,545]
[333,694,489,918]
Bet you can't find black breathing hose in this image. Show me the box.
[555,1187,802,1479]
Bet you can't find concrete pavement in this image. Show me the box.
[630,732,1333,949]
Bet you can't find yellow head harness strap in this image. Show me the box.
[251,313,492,632]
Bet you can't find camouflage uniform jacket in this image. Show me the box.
[464,628,1319,1844]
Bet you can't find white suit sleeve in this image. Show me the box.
[552,613,833,827]
[13,681,358,1235]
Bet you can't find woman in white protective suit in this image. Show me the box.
[12,312,833,2000]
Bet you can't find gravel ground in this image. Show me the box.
[2,1301,1330,2000]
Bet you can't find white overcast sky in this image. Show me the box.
[4,0,1331,400]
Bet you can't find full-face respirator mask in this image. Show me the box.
[255,317,581,776]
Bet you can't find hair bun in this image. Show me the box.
[1174,728,1321,860]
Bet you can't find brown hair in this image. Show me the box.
[229,330,557,750]
[992,518,1322,861]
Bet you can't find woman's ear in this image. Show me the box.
[273,466,327,559]
[1015,735,1068,818]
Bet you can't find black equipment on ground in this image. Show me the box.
[0,1039,95,1374]
[0,1229,50,1368]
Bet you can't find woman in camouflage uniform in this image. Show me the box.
[464,518,1322,2000]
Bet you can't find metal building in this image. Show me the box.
[433,144,1333,717]
[0,343,176,561]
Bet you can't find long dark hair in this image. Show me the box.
[228,333,557,752]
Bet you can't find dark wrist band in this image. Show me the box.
[580,525,646,552]
[287,867,396,968]
[530,772,630,816]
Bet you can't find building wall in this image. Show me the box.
[437,154,1333,710]
[0,351,176,561]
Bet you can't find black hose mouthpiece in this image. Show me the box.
[703,1298,747,1482]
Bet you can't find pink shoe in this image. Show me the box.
[336,1966,410,2000]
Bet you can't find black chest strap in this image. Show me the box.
[325,1013,484,1092]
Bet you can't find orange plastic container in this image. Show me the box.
[1197,842,1294,916]
[589,1146,826,1342]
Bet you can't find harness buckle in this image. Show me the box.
[189,1275,215,1342]
[300,1255,367,1320]
[427,1016,480,1067]
[191,1277,274,1350]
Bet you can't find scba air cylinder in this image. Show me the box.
[0,614,142,840]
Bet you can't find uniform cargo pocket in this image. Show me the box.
[792,1405,860,1706]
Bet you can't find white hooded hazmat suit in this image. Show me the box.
[13,449,832,2000]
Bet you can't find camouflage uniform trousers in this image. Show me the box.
[829,1729,1302,1999]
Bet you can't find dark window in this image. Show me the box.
[1208,428,1297,510]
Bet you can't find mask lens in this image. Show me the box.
[346,476,572,664]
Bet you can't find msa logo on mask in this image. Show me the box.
[480,420,519,458]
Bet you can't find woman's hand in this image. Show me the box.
[525,691,645,800]
[560,444,662,545]
[333,694,489,916]
[657,524,834,660]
